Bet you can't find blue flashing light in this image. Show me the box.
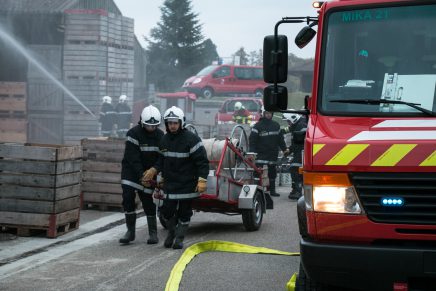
[381,197,404,206]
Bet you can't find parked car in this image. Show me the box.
[182,65,267,99]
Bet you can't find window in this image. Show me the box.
[213,66,230,78]
[320,4,436,115]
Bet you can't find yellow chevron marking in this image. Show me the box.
[420,150,436,166]
[325,144,369,166]
[312,144,325,156]
[371,144,416,167]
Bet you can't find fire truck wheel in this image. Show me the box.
[295,263,330,291]
[201,87,214,99]
[242,193,263,231]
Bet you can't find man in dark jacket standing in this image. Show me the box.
[119,105,164,245]
[142,106,209,249]
[99,96,116,137]
[249,106,289,197]
[115,94,132,138]
[282,113,307,200]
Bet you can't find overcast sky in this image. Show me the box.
[113,0,317,59]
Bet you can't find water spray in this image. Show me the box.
[0,25,97,118]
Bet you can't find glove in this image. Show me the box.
[195,177,208,193]
[141,167,157,186]
[283,149,290,157]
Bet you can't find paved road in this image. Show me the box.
[0,186,301,291]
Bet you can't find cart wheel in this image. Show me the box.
[185,124,199,136]
[228,125,249,181]
[242,193,263,231]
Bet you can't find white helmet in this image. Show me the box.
[141,105,161,126]
[164,106,185,128]
[283,113,301,124]
[260,105,267,115]
[119,95,127,103]
[234,101,243,110]
[102,96,112,104]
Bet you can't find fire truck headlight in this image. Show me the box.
[193,77,202,84]
[312,186,362,214]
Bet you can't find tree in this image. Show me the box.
[248,49,263,66]
[233,47,249,65]
[146,0,218,91]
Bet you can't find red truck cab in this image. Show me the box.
[264,1,436,290]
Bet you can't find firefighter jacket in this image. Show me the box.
[115,102,132,132]
[233,109,252,124]
[121,125,164,193]
[156,129,209,200]
[249,117,287,164]
[99,103,117,133]
[288,117,307,164]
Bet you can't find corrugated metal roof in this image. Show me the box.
[0,0,79,13]
[0,0,121,15]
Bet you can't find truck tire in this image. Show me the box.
[296,263,330,291]
[242,193,263,231]
[201,87,214,99]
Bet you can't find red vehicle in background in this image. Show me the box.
[215,97,263,138]
[182,64,267,99]
[264,0,436,290]
[215,97,263,124]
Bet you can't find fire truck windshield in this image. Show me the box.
[319,4,436,116]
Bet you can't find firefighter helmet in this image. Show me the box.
[119,95,127,103]
[141,105,161,126]
[283,113,301,124]
[164,106,185,128]
[102,96,112,104]
[234,101,243,111]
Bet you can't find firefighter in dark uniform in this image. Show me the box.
[119,105,164,245]
[142,106,209,249]
[282,113,307,200]
[99,96,116,137]
[249,106,289,197]
[115,94,132,138]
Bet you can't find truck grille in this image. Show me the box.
[349,173,436,225]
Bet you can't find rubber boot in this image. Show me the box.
[269,179,279,197]
[173,221,189,249]
[119,213,136,244]
[163,217,177,248]
[146,216,159,244]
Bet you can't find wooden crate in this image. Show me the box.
[81,138,139,211]
[0,143,82,238]
[0,118,27,143]
[0,82,27,119]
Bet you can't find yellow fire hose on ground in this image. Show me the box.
[165,240,300,291]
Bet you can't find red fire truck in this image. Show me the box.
[263,1,436,290]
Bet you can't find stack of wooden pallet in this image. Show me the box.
[0,82,27,143]
[27,45,64,145]
[0,143,82,238]
[81,137,138,211]
[62,10,135,144]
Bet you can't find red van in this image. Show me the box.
[182,65,267,99]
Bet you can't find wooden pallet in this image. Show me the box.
[0,209,80,238]
[0,144,82,237]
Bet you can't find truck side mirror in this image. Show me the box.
[263,35,288,83]
[295,25,316,49]
[263,85,288,111]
